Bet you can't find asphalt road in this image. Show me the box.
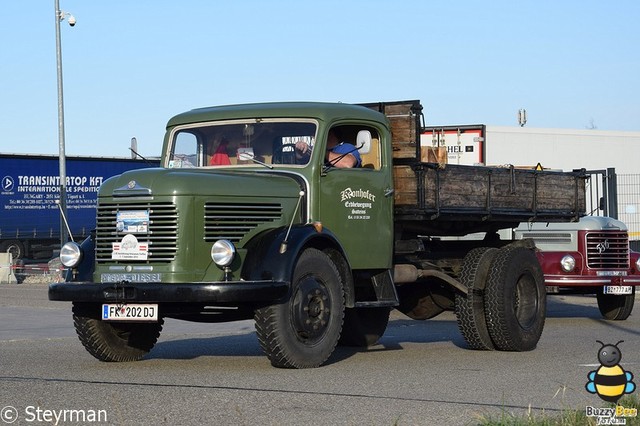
[1,283,639,425]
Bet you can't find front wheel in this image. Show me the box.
[254,248,345,368]
[484,247,546,352]
[72,303,164,362]
[597,288,635,320]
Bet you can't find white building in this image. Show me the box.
[485,126,640,175]
[421,125,640,240]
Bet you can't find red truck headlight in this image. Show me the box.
[560,255,576,272]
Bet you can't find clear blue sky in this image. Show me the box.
[1,1,639,158]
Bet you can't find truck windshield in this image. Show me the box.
[168,120,317,168]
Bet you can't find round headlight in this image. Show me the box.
[560,254,576,273]
[635,257,640,272]
[211,240,236,267]
[60,242,83,268]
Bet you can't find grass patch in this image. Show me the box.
[477,394,640,425]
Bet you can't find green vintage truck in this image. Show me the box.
[49,100,586,368]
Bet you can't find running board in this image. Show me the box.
[354,300,398,308]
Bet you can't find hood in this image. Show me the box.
[99,167,303,199]
[515,216,627,232]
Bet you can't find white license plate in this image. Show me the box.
[603,286,633,295]
[102,304,159,322]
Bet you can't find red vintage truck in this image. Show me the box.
[515,217,640,320]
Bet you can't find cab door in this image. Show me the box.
[317,126,394,269]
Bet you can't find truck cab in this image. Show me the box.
[163,103,396,291]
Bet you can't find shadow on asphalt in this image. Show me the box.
[146,296,620,363]
[150,333,263,360]
[546,294,602,318]
[148,317,467,364]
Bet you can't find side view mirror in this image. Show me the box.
[356,130,372,154]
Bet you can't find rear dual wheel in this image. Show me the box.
[455,246,546,352]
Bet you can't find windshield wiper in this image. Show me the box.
[238,152,273,169]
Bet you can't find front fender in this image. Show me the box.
[242,225,348,291]
[536,250,584,276]
[65,233,96,282]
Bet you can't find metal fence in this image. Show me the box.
[617,174,640,245]
[582,169,640,250]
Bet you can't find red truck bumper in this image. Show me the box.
[544,274,640,286]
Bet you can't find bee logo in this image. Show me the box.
[586,340,636,403]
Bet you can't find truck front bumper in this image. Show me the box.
[544,275,640,286]
[48,280,289,304]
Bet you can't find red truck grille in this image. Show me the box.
[95,202,178,263]
[585,231,629,269]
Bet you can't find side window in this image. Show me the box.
[169,132,199,168]
[327,125,381,170]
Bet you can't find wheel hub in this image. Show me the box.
[515,274,538,329]
[291,276,331,342]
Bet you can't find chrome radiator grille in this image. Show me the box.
[204,202,282,243]
[518,232,573,245]
[585,231,629,269]
[96,202,178,263]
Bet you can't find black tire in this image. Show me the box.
[0,240,25,260]
[339,307,390,347]
[597,288,635,320]
[254,248,345,368]
[72,303,164,362]
[484,246,546,351]
[455,247,499,350]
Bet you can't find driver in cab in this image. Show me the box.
[295,129,361,168]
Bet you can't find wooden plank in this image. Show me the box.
[392,165,417,205]
[421,146,447,164]
[388,110,417,159]
[361,101,420,159]
[393,163,586,217]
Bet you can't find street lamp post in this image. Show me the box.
[54,0,75,247]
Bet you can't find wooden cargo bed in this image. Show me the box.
[393,162,586,223]
[360,100,587,233]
